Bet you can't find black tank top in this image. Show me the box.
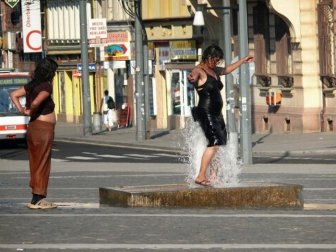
[24,81,55,122]
[196,74,224,115]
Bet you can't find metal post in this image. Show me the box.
[143,37,151,139]
[79,0,92,136]
[135,0,145,141]
[222,0,235,134]
[238,0,252,164]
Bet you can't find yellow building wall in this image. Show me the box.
[53,71,96,123]
[142,0,190,19]
[52,72,60,114]
[297,0,321,108]
[72,75,82,121]
[155,66,168,128]
[89,74,95,114]
[64,71,74,120]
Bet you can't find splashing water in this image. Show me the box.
[180,118,242,188]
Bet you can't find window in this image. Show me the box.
[253,2,270,75]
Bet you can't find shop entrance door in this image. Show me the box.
[171,70,195,118]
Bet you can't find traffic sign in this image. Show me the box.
[5,0,19,8]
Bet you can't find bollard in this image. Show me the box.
[92,112,102,133]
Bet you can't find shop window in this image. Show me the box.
[11,4,21,25]
[171,70,195,116]
[171,72,181,115]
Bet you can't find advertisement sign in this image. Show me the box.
[170,40,197,60]
[104,31,131,61]
[21,0,42,53]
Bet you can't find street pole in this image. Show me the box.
[143,36,151,139]
[222,0,235,134]
[222,0,239,159]
[79,0,92,136]
[135,0,145,141]
[238,0,252,164]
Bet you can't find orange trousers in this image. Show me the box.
[27,120,55,196]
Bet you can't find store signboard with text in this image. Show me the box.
[170,40,197,60]
[88,18,107,47]
[21,0,42,53]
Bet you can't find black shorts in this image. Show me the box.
[192,107,227,147]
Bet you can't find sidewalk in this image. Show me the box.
[55,122,336,156]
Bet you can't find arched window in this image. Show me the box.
[275,16,291,75]
[253,2,270,75]
[317,0,336,92]
[317,1,334,76]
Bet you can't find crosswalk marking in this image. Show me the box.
[51,158,67,162]
[254,155,336,161]
[51,152,180,162]
[96,154,127,158]
[153,153,178,158]
[125,154,157,158]
[67,156,99,160]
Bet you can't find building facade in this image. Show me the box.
[1,0,335,134]
[143,0,336,133]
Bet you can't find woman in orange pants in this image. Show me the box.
[10,58,58,209]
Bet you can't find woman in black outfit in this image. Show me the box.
[188,44,253,186]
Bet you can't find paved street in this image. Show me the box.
[1,138,336,251]
[2,140,336,164]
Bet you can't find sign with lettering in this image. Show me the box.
[21,0,42,53]
[170,40,197,60]
[0,77,30,85]
[88,18,107,47]
[77,63,96,72]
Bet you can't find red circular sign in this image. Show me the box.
[26,30,42,51]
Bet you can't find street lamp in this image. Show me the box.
[193,5,205,26]
[193,3,239,26]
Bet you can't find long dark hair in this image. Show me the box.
[201,44,224,62]
[31,57,58,84]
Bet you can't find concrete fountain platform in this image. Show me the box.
[99,182,303,209]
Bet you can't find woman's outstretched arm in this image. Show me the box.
[217,56,254,75]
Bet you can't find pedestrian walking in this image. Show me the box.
[100,90,116,131]
[10,57,58,209]
[188,44,254,186]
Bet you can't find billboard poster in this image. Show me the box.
[21,0,42,53]
[104,31,131,61]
